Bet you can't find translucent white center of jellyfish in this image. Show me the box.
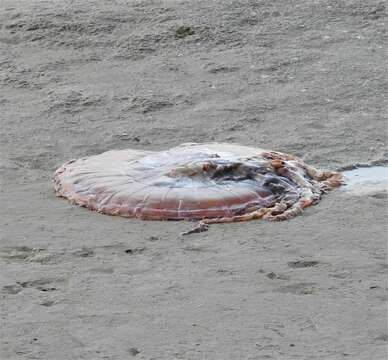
[342,166,388,195]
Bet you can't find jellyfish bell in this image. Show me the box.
[54,143,342,223]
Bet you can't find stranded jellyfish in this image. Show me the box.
[54,143,342,225]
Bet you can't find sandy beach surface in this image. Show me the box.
[1,1,387,359]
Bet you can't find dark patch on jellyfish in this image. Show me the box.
[262,175,294,194]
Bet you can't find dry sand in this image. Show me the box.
[1,0,387,359]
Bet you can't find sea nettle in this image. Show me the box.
[54,143,342,223]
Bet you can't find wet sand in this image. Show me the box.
[1,1,387,359]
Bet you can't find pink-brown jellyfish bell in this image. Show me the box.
[54,143,342,226]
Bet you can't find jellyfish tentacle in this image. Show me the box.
[201,207,271,224]
[264,187,315,221]
[298,162,343,189]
